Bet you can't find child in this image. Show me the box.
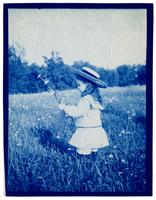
[59,67,109,155]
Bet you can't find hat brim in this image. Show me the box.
[70,67,107,88]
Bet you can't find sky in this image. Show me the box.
[9,9,147,69]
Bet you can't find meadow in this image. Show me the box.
[7,86,147,194]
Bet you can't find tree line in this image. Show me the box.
[9,46,146,94]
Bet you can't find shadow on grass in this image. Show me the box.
[30,126,74,154]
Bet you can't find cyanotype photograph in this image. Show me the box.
[4,3,153,196]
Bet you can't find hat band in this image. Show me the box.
[82,69,99,79]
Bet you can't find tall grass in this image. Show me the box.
[7,86,147,194]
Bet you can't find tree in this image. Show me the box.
[9,46,28,93]
[137,65,146,85]
[26,64,48,93]
[97,68,108,85]
[9,45,146,94]
[106,69,119,86]
[117,65,131,86]
[44,52,77,90]
[9,45,46,94]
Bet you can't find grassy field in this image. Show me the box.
[7,86,147,194]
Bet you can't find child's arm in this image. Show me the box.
[86,96,104,110]
[58,98,90,117]
[91,102,104,110]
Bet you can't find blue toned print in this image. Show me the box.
[4,3,153,196]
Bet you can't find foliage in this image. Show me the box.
[136,65,146,85]
[8,46,146,94]
[9,46,47,94]
[44,52,77,90]
[106,69,119,87]
[9,46,28,93]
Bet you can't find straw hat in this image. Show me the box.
[70,66,107,88]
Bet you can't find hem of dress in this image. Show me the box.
[76,125,102,128]
[68,141,109,149]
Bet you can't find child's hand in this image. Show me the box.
[58,104,65,110]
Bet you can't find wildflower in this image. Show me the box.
[118,172,123,175]
[121,159,126,164]
[17,140,22,146]
[25,106,29,110]
[113,145,117,149]
[112,97,117,101]
[109,99,113,103]
[37,176,43,179]
[121,130,125,134]
[108,154,113,159]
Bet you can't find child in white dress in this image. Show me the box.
[59,67,109,155]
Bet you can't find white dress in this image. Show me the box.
[63,95,109,153]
